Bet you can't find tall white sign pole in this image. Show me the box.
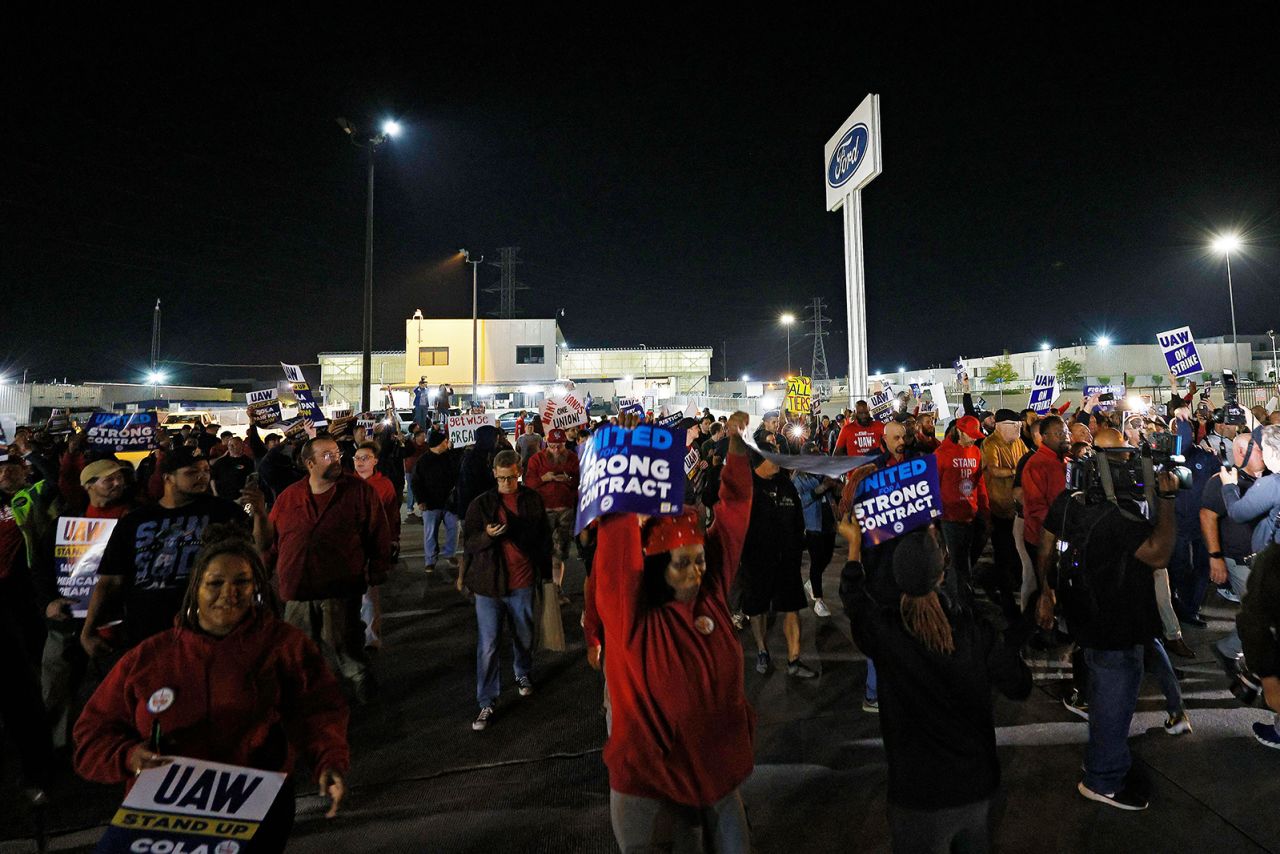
[825,94,882,407]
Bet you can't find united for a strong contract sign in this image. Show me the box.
[850,456,943,546]
[575,424,685,534]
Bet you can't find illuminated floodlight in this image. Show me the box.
[1096,336,1111,349]
[1211,234,1241,254]
[741,374,750,382]
[381,119,402,138]
[146,371,167,385]
[1040,342,1051,351]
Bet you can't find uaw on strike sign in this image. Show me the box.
[95,757,286,853]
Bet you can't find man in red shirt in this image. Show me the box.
[524,428,579,604]
[463,449,552,731]
[935,415,988,602]
[916,412,941,453]
[1023,415,1069,615]
[251,436,393,703]
[834,400,885,457]
[354,441,401,653]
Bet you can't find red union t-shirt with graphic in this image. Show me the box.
[835,420,885,456]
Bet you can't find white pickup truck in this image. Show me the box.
[160,410,251,439]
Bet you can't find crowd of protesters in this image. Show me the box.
[3,368,1280,853]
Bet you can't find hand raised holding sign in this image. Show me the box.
[126,744,171,776]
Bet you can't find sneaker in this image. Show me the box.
[1253,722,1280,750]
[1062,690,1089,721]
[813,599,831,618]
[472,706,495,731]
[424,563,435,575]
[516,676,534,697]
[861,697,879,714]
[755,650,771,674]
[803,579,815,602]
[1164,710,1193,735]
[1218,587,1241,604]
[786,658,818,679]
[1077,781,1148,811]
[1165,637,1195,659]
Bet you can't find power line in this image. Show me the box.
[805,297,833,383]
[484,247,529,318]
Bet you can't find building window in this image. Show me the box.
[516,345,545,365]
[418,347,449,367]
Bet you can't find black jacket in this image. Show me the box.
[839,559,1030,810]
[1239,544,1280,680]
[462,486,552,598]
[411,448,462,511]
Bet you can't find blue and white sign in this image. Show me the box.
[824,94,882,212]
[851,456,943,547]
[909,383,922,398]
[85,412,158,452]
[280,363,327,428]
[617,397,644,417]
[1157,326,1203,378]
[575,424,685,535]
[656,412,683,429]
[1028,374,1057,416]
[1083,383,1125,411]
[869,389,894,424]
[953,359,969,385]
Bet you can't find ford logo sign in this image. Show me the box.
[827,124,869,189]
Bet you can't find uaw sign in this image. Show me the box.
[94,756,286,854]
[246,389,282,430]
[1157,326,1203,378]
[280,362,327,428]
[785,376,812,414]
[850,456,942,546]
[55,517,117,618]
[1029,374,1057,416]
[85,412,158,452]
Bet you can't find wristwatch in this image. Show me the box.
[1208,551,1225,559]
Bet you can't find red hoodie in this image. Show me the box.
[594,453,753,807]
[935,438,988,522]
[1021,443,1067,546]
[524,448,579,510]
[834,419,884,456]
[74,611,349,787]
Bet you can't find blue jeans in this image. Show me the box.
[475,587,534,709]
[1083,645,1144,794]
[865,657,878,703]
[413,404,432,431]
[423,508,458,565]
[1168,531,1209,619]
[1146,639,1182,716]
[1217,557,1249,659]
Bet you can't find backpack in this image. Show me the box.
[1052,495,1130,630]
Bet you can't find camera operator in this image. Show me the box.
[1220,425,1280,557]
[1167,413,1221,629]
[1237,545,1280,749]
[1036,442,1182,810]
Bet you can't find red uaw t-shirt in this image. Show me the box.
[499,492,534,590]
[835,420,885,456]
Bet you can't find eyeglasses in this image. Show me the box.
[494,475,519,482]
[314,451,342,462]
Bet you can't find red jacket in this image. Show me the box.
[935,438,988,523]
[594,453,754,807]
[74,611,349,787]
[364,469,401,542]
[524,449,579,510]
[1021,444,1067,546]
[268,474,394,601]
[834,420,884,456]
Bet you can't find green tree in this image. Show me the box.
[1151,375,1165,386]
[1055,358,1084,386]
[985,356,1019,385]
[1096,375,1111,385]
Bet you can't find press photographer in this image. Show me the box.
[1036,437,1183,811]
[1235,545,1280,749]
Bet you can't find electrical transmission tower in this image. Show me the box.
[484,247,529,318]
[805,297,832,384]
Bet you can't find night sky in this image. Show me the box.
[4,9,1278,389]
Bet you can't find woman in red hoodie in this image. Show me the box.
[74,525,349,851]
[594,411,754,853]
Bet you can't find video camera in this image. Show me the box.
[1066,441,1192,505]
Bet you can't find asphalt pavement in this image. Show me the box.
[3,513,1279,853]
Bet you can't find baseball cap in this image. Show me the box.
[160,446,207,474]
[642,508,705,556]
[762,409,781,420]
[994,409,1020,424]
[80,459,123,487]
[428,429,448,448]
[547,428,568,444]
[955,415,984,440]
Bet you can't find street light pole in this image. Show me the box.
[780,312,796,377]
[462,250,484,401]
[1212,233,1243,380]
[338,116,401,413]
[1268,328,1277,385]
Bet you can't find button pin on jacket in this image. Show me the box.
[147,687,175,714]
[695,616,715,635]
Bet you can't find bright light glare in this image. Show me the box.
[381,120,402,138]
[741,374,750,382]
[1096,336,1111,349]
[146,371,167,385]
[779,313,796,325]
[898,365,905,373]
[1040,342,1051,351]
[1125,395,1145,412]
[1212,234,1240,254]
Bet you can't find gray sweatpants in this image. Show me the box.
[610,788,749,854]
